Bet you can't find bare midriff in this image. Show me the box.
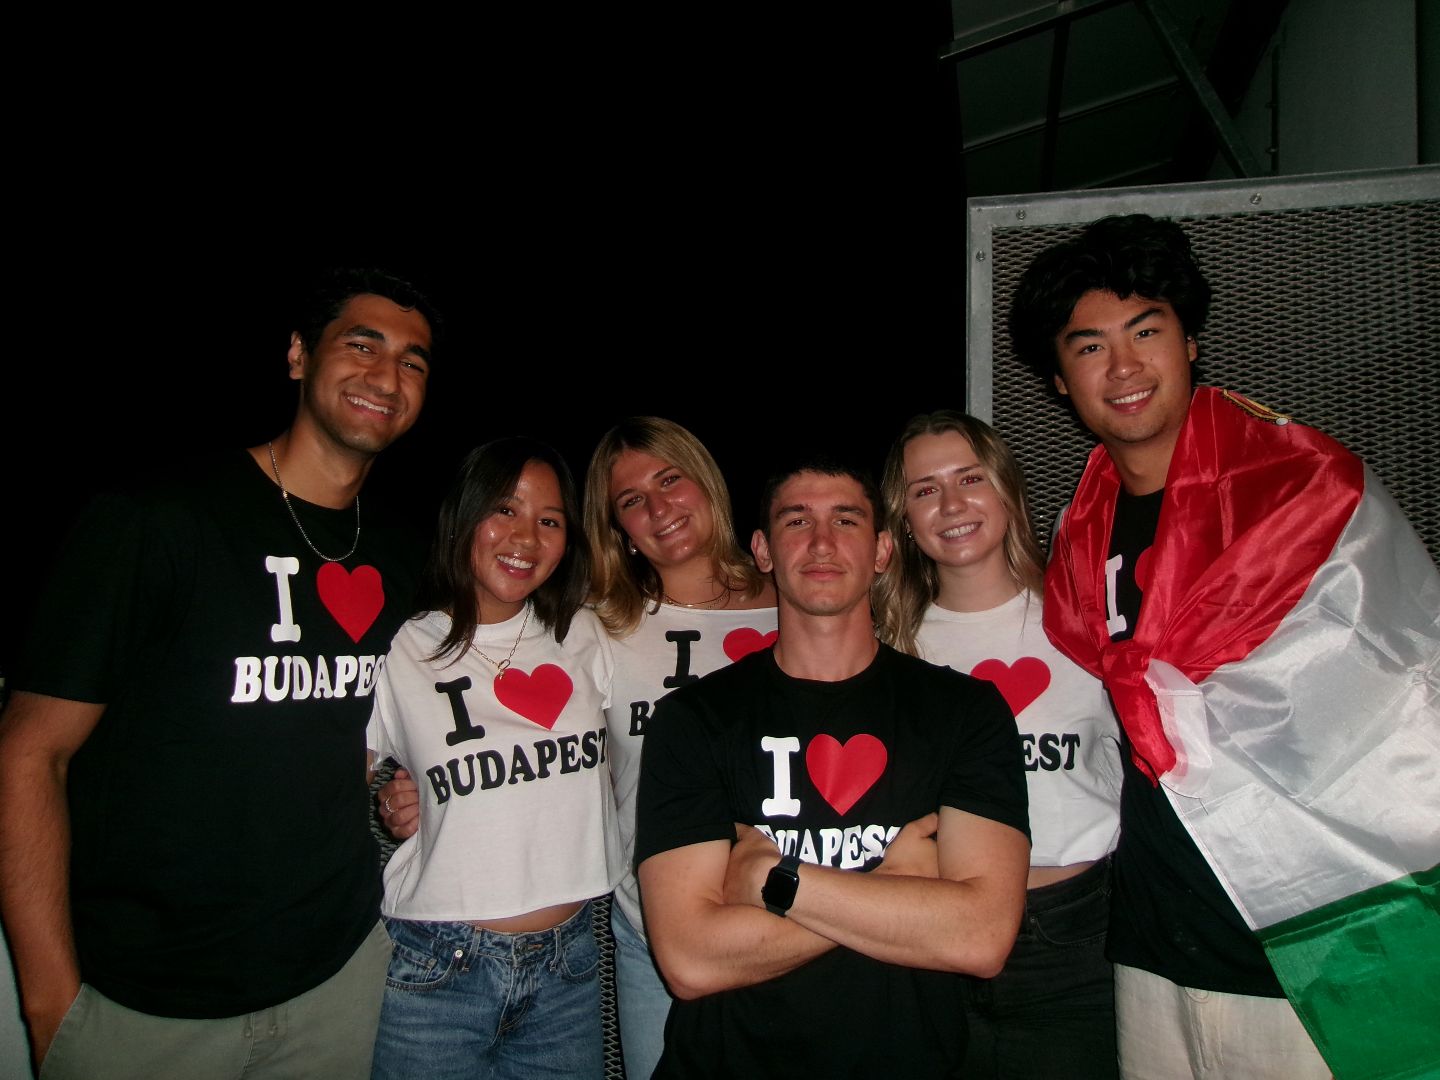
[1026,859,1096,890]
[469,900,587,934]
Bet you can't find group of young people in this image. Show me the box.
[3,212,1434,1080]
[369,405,1114,1080]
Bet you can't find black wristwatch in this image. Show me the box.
[762,853,802,916]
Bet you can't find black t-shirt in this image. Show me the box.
[15,452,423,1017]
[1104,488,1284,996]
[634,643,1029,1079]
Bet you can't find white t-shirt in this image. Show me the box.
[916,592,1121,866]
[607,601,779,933]
[368,605,622,921]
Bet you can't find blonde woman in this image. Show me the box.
[875,411,1121,1080]
[585,417,775,1080]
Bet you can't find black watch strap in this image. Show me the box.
[762,853,802,916]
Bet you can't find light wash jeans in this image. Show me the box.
[610,904,672,1080]
[371,901,602,1080]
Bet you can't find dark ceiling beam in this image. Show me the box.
[1167,0,1291,179]
[1134,0,1263,177]
[929,0,969,202]
[938,0,1128,64]
[1084,158,1191,190]
[962,79,1178,155]
[1040,20,1073,190]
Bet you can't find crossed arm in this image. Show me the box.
[637,806,1029,1001]
[0,691,105,1069]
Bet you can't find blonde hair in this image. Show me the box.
[584,417,764,636]
[874,411,1045,656]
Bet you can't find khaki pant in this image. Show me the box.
[1115,964,1331,1080]
[41,920,391,1080]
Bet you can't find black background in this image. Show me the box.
[3,7,980,673]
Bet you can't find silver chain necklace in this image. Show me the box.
[267,441,361,563]
[469,604,532,681]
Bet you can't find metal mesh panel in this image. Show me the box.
[974,179,1440,563]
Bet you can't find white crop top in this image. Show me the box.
[369,605,622,921]
[916,592,1121,866]
[607,601,779,934]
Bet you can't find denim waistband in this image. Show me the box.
[386,898,595,963]
[1025,856,1111,913]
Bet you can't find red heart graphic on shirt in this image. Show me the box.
[805,734,888,815]
[494,664,574,729]
[1134,546,1155,593]
[723,627,778,662]
[316,563,384,644]
[970,657,1051,718]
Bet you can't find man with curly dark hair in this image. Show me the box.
[1011,215,1438,1080]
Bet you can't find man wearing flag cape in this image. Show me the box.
[1010,214,1438,1080]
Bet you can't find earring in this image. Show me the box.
[627,540,638,555]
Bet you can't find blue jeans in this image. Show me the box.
[961,858,1118,1079]
[371,902,603,1080]
[610,904,671,1080]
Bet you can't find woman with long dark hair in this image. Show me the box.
[367,437,618,1080]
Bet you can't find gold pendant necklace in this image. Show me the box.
[469,604,532,682]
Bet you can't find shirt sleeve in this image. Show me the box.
[632,688,737,870]
[939,676,1031,840]
[14,489,182,704]
[366,679,395,765]
[591,613,616,713]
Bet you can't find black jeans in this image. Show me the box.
[961,857,1118,1079]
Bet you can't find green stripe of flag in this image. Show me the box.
[1258,863,1439,1080]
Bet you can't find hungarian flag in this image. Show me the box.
[1046,387,1440,1080]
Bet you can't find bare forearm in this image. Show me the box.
[727,810,1029,977]
[0,694,101,1063]
[786,866,1019,976]
[655,896,836,999]
[639,843,836,1000]
[0,762,80,1036]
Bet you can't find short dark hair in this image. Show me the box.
[419,437,590,661]
[293,267,444,358]
[1008,214,1211,379]
[758,455,885,535]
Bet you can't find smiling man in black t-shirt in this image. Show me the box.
[634,458,1030,1078]
[0,270,440,1080]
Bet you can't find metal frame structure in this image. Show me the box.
[940,0,1276,186]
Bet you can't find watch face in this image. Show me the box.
[763,862,800,912]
